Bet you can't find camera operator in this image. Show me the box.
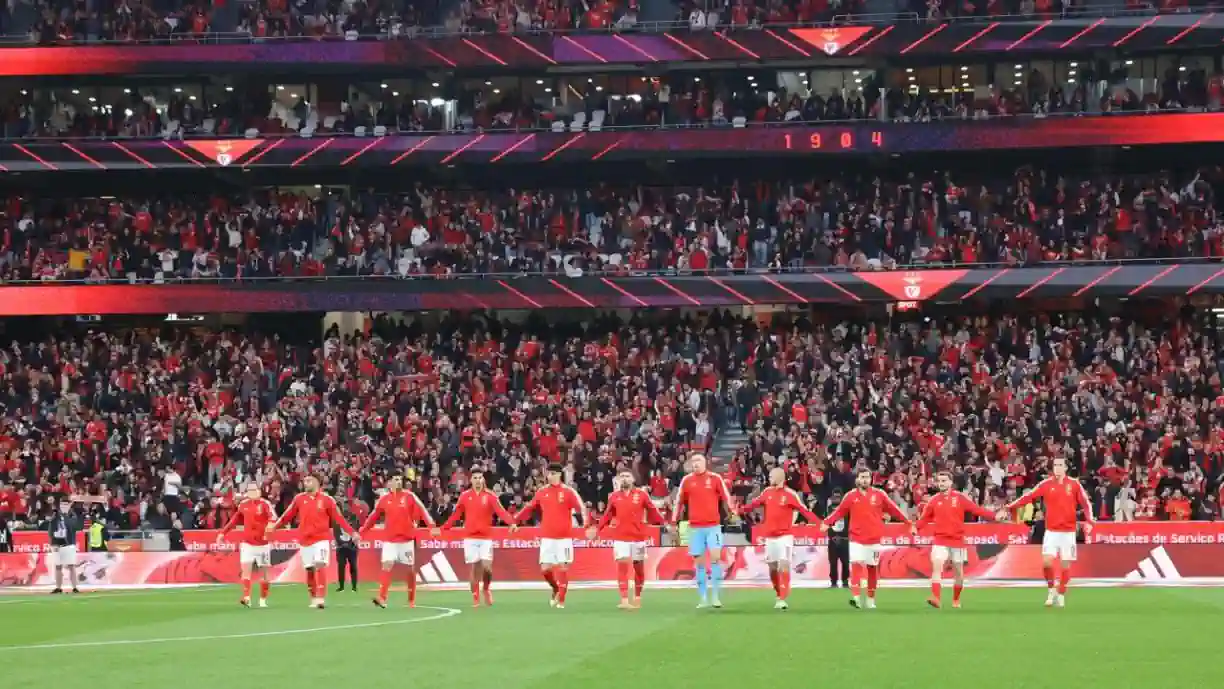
[48,498,82,594]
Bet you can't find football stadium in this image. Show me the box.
[1,2,1224,687]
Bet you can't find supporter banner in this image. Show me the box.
[9,526,662,552]
[1,542,1218,587]
[0,262,1216,315]
[3,113,1224,172]
[183,527,662,550]
[14,522,1214,555]
[0,18,1213,79]
[765,522,1224,547]
[726,542,1219,583]
[11,532,88,552]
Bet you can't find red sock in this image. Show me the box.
[241,578,252,599]
[305,569,316,598]
[556,569,569,604]
[315,573,327,600]
[470,577,480,602]
[259,581,269,599]
[378,569,392,601]
[849,563,863,597]
[866,565,879,597]
[407,568,418,604]
[1058,567,1071,595]
[769,569,780,596]
[482,569,492,593]
[1042,564,1056,589]
[632,561,645,598]
[617,561,630,598]
[542,568,558,594]
[953,583,964,603]
[780,570,791,600]
[930,580,941,600]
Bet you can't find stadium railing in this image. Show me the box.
[0,256,1220,287]
[0,5,1207,47]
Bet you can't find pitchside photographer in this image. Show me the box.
[47,498,82,594]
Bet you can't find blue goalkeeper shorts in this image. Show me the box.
[689,526,724,557]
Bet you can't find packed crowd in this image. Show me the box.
[0,0,1215,44]
[0,0,850,42]
[724,308,1224,524]
[0,0,438,44]
[0,166,1219,284]
[1,305,1223,537]
[0,311,726,532]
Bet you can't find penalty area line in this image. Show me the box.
[0,605,462,652]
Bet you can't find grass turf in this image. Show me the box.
[0,585,1216,689]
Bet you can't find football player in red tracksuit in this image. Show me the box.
[441,468,519,608]
[821,469,913,610]
[738,467,820,611]
[268,475,360,609]
[916,471,1004,609]
[1005,457,1095,608]
[360,474,436,609]
[216,481,278,608]
[589,470,666,610]
[515,464,589,609]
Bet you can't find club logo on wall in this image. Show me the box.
[859,269,969,302]
[183,139,263,167]
[790,27,874,56]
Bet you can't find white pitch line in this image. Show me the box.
[0,606,461,652]
[0,588,219,605]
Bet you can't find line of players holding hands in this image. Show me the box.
[216,453,1094,611]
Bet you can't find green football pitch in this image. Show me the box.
[0,585,1217,689]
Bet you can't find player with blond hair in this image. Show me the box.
[216,481,278,608]
[589,471,665,609]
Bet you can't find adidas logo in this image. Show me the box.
[416,552,459,583]
[1124,546,1182,581]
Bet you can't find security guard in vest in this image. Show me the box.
[87,516,109,552]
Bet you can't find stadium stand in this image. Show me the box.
[2,0,1223,543]
[0,166,1217,283]
[1,306,1221,535]
[1,1,1218,44]
[1,67,1217,140]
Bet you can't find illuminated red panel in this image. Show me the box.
[790,27,873,55]
[858,270,969,301]
[183,139,263,166]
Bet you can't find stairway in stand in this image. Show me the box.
[707,426,749,472]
